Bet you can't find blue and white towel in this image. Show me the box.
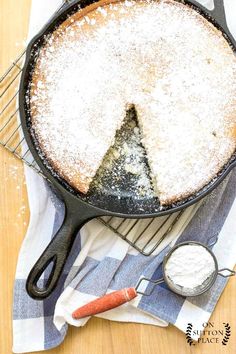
[13,0,236,352]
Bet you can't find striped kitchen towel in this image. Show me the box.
[13,0,236,352]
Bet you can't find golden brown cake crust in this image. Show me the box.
[30,0,236,204]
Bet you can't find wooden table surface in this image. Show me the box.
[0,1,235,353]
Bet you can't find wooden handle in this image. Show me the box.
[72,287,137,319]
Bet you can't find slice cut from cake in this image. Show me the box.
[30,0,236,205]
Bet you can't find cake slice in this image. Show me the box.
[136,100,236,205]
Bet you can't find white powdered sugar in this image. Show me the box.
[165,244,216,291]
[30,0,236,203]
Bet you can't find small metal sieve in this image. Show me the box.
[137,241,235,298]
[72,241,236,319]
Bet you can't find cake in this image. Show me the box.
[30,0,236,205]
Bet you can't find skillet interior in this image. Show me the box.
[20,0,236,217]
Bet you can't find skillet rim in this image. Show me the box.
[19,0,236,219]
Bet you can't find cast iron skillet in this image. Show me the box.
[19,0,236,300]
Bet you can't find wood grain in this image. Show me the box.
[0,1,235,353]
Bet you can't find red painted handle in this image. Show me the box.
[72,287,137,319]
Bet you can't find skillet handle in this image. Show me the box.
[26,208,91,300]
[209,0,228,30]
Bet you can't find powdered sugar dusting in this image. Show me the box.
[30,0,236,204]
